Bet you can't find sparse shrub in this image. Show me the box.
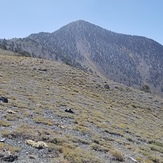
[8,123,40,139]
[91,143,108,152]
[0,120,11,127]
[150,144,163,153]
[0,142,20,153]
[33,115,54,126]
[73,125,92,135]
[110,149,124,161]
[140,84,151,93]
[144,160,153,163]
[49,136,65,145]
[71,137,90,145]
[47,143,63,153]
[62,146,103,163]
[4,113,20,121]
[1,129,11,137]
[148,155,161,163]
[152,140,163,148]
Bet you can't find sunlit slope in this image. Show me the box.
[0,54,163,163]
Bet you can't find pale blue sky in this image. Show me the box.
[0,0,163,45]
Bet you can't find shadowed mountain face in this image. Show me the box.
[0,20,163,96]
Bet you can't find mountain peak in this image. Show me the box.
[66,20,94,26]
[59,20,106,34]
[70,19,90,24]
[0,20,163,96]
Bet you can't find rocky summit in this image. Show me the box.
[0,20,163,97]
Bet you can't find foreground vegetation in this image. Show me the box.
[0,51,163,162]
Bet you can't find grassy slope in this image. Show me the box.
[0,52,163,163]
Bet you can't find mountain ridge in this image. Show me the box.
[0,20,163,96]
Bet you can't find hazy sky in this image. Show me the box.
[0,0,163,45]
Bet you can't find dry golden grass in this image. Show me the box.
[0,120,11,127]
[33,115,54,126]
[109,149,124,161]
[62,146,103,163]
[0,142,20,153]
[0,54,163,162]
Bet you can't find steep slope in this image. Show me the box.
[0,53,163,163]
[0,20,163,96]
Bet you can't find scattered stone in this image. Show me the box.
[0,138,6,142]
[125,156,137,163]
[38,68,47,72]
[65,108,74,114]
[28,154,36,159]
[25,140,48,149]
[115,86,119,89]
[7,110,16,114]
[0,150,18,162]
[60,125,65,129]
[0,97,8,103]
[104,84,110,89]
[2,155,18,162]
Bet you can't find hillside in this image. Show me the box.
[0,20,163,96]
[0,51,163,163]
